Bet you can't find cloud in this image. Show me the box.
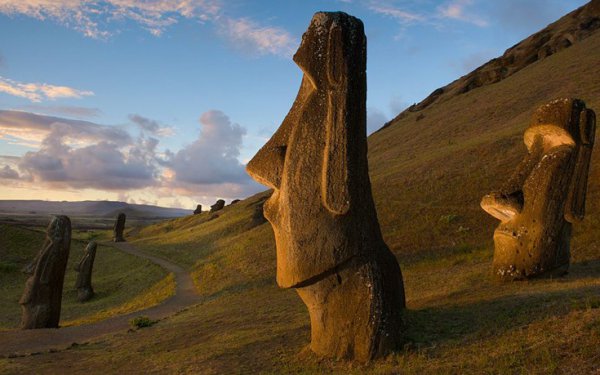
[0,164,19,179]
[219,17,296,57]
[437,0,488,27]
[0,0,221,38]
[0,110,131,147]
[19,105,101,118]
[0,76,94,102]
[0,108,261,199]
[368,3,424,23]
[165,110,252,186]
[19,139,159,190]
[0,1,295,57]
[129,114,174,137]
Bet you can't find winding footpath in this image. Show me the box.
[0,242,201,357]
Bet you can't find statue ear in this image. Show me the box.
[321,21,350,215]
[565,108,596,223]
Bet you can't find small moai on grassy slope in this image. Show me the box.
[74,241,97,302]
[113,213,126,242]
[246,12,405,362]
[193,205,202,215]
[210,199,225,213]
[481,98,596,280]
[20,215,71,329]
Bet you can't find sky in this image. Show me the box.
[0,0,589,209]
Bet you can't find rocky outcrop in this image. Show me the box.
[481,98,595,280]
[246,12,405,362]
[383,0,600,129]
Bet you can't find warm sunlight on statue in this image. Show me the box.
[246,12,405,361]
[481,98,596,280]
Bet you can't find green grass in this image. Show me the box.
[0,224,172,329]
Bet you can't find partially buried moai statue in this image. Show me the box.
[246,12,405,361]
[210,199,225,213]
[74,241,97,302]
[193,205,202,215]
[481,98,596,280]
[113,212,126,242]
[20,215,72,329]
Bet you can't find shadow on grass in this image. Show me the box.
[403,280,600,348]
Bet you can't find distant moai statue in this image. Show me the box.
[210,199,225,213]
[113,213,126,242]
[481,98,595,280]
[19,215,72,329]
[251,201,267,227]
[246,12,405,361]
[74,241,97,302]
[193,205,202,215]
[230,199,240,205]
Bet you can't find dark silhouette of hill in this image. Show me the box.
[0,200,191,218]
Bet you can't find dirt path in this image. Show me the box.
[0,242,200,357]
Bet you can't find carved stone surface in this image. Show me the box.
[113,213,126,242]
[193,205,202,215]
[210,199,225,213]
[74,241,97,302]
[481,98,596,280]
[246,12,405,361]
[19,215,72,329]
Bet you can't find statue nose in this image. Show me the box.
[246,144,286,190]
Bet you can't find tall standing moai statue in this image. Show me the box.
[481,98,596,280]
[193,205,202,215]
[113,212,126,242]
[246,12,406,361]
[74,241,97,302]
[20,215,72,329]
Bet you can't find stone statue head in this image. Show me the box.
[481,98,595,278]
[246,12,384,288]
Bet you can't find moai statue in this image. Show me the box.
[193,205,202,215]
[74,241,97,302]
[113,213,126,242]
[210,199,225,213]
[481,98,596,280]
[246,12,405,361]
[20,215,72,329]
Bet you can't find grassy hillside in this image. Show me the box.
[0,224,173,329]
[2,3,600,374]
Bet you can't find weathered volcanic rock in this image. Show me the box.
[383,0,600,128]
[19,215,72,329]
[246,12,405,362]
[230,199,240,205]
[113,213,126,242]
[74,241,97,302]
[193,205,202,215]
[210,199,225,213]
[481,98,595,280]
